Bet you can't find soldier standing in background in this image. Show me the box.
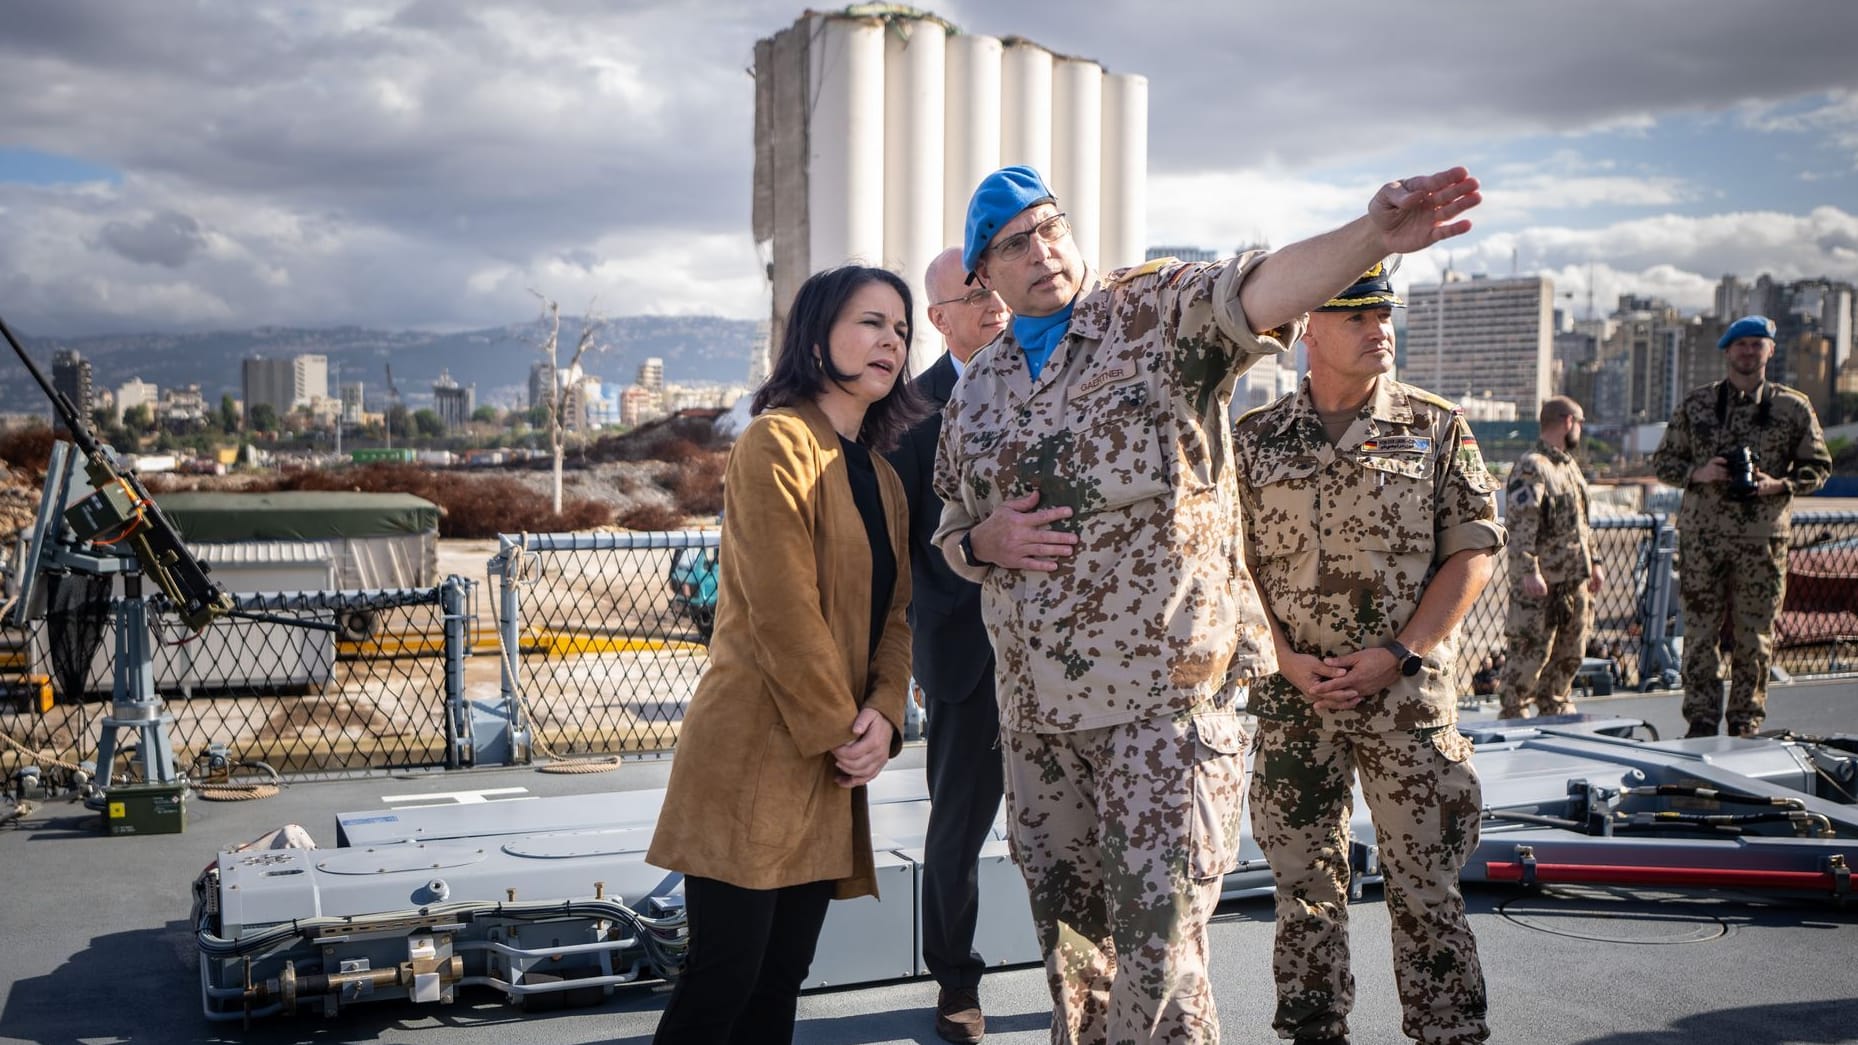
[1497,396,1604,718]
[1651,315,1830,738]
[1235,264,1504,1045]
[934,165,1482,1043]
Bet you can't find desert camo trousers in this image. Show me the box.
[1000,701,1248,1044]
[1497,578,1592,718]
[1678,535,1787,732]
[1249,722,1489,1045]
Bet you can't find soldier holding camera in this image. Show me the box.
[1651,315,1831,737]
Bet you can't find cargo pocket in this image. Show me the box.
[747,724,824,849]
[1188,708,1248,880]
[1421,724,1475,765]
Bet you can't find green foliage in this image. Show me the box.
[218,393,240,434]
[412,408,446,438]
[248,402,279,433]
[122,403,155,434]
[471,404,501,425]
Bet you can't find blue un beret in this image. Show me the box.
[962,165,1057,277]
[1718,314,1776,350]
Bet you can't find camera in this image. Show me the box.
[1723,445,1761,500]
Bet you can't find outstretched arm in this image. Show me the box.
[1240,167,1482,333]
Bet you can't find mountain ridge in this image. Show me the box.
[0,315,764,414]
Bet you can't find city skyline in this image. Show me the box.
[0,1,1853,338]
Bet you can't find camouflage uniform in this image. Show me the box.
[1497,440,1594,718]
[1234,376,1504,1045]
[1651,380,1830,735]
[933,253,1296,1042]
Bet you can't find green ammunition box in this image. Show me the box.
[102,783,187,835]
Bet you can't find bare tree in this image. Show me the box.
[530,292,603,514]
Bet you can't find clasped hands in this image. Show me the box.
[1279,647,1405,714]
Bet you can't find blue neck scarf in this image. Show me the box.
[1012,300,1076,382]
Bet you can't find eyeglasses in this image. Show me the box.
[931,288,1001,308]
[988,212,1069,263]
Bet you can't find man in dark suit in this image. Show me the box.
[887,246,1010,1043]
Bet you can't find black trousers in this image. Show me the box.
[651,875,835,1045]
[920,669,1004,991]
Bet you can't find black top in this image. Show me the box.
[839,436,896,662]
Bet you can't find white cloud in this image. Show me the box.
[1,0,1856,336]
[1396,207,1858,315]
[1738,89,1858,167]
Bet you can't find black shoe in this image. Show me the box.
[1293,1036,1352,1045]
[1727,721,1761,738]
[1683,721,1719,739]
[935,986,984,1043]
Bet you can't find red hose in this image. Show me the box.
[1485,862,1840,891]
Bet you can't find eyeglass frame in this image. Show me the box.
[930,287,1003,308]
[985,211,1070,264]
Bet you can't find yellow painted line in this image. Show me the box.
[530,632,673,656]
[332,630,705,658]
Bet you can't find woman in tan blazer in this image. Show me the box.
[648,265,924,1044]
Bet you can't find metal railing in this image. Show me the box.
[1446,510,1858,696]
[5,513,1850,781]
[1,580,474,782]
[488,530,717,763]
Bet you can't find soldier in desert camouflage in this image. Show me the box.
[1498,396,1604,719]
[1651,315,1830,738]
[1234,264,1503,1045]
[933,164,1483,1044]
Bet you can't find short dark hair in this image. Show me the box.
[752,265,926,452]
[1539,395,1582,426]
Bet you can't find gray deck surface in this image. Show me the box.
[2,681,1855,1045]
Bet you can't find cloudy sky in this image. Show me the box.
[1,0,1855,337]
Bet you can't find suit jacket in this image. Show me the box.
[648,401,912,900]
[887,353,993,704]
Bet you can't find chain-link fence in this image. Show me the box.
[7,512,1850,780]
[1450,509,1858,697]
[0,580,473,783]
[488,531,716,762]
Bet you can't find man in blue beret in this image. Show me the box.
[931,163,1482,1043]
[1652,314,1830,737]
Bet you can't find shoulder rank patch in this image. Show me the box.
[1404,386,1459,412]
[1361,436,1431,454]
[1113,256,1175,283]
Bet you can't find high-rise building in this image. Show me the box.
[637,357,666,410]
[1404,273,1554,417]
[1713,275,1751,322]
[51,348,94,425]
[116,377,158,421]
[243,357,295,419]
[528,361,556,412]
[294,355,328,409]
[243,353,328,421]
[431,370,475,430]
[339,383,365,424]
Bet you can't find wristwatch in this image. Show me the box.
[958,530,990,569]
[1384,639,1424,677]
